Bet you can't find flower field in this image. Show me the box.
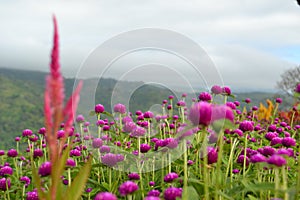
[0,17,300,200]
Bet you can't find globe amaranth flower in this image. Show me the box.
[232,169,240,174]
[26,189,39,200]
[237,155,249,166]
[94,104,105,114]
[207,147,218,164]
[101,153,118,167]
[268,124,277,132]
[144,111,154,118]
[250,153,266,163]
[94,192,117,200]
[92,138,103,148]
[211,85,223,94]
[267,154,287,167]
[270,137,282,146]
[33,148,44,158]
[244,98,251,104]
[239,120,254,132]
[131,126,146,137]
[0,177,11,191]
[177,100,186,107]
[0,166,13,176]
[66,158,76,168]
[188,102,213,126]
[164,172,179,183]
[70,149,81,157]
[128,172,140,180]
[22,129,33,137]
[100,145,110,153]
[7,149,18,157]
[164,187,182,200]
[295,83,300,93]
[265,132,278,141]
[222,86,231,95]
[119,181,139,196]
[282,137,296,147]
[76,115,85,123]
[38,161,51,177]
[38,127,46,135]
[147,189,161,197]
[198,92,212,102]
[226,102,236,110]
[149,181,155,187]
[20,176,31,187]
[262,146,276,157]
[114,103,126,114]
[140,143,151,153]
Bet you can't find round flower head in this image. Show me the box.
[140,143,151,153]
[226,102,236,110]
[232,169,240,174]
[26,189,39,200]
[147,189,160,197]
[270,137,282,146]
[207,146,218,164]
[92,138,103,148]
[267,154,286,167]
[198,92,212,102]
[211,85,223,94]
[131,126,146,137]
[114,103,126,114]
[0,178,11,191]
[94,104,105,113]
[188,102,213,126]
[38,161,51,177]
[245,98,251,104]
[275,98,282,104]
[164,187,182,200]
[222,86,231,95]
[265,132,278,141]
[100,145,110,153]
[164,172,179,183]
[239,120,254,132]
[128,172,140,180]
[149,181,155,187]
[282,137,296,147]
[177,100,186,107]
[33,148,44,158]
[7,149,18,157]
[262,146,276,157]
[144,111,154,118]
[119,181,139,196]
[0,166,13,176]
[94,192,117,200]
[237,155,249,166]
[22,129,33,137]
[101,153,118,167]
[15,137,20,142]
[38,127,46,135]
[250,153,266,163]
[20,176,31,187]
[76,115,85,123]
[66,158,76,168]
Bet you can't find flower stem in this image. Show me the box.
[183,139,188,200]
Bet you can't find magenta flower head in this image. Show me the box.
[282,137,296,147]
[95,104,105,114]
[20,176,31,187]
[7,149,18,157]
[33,148,44,158]
[222,86,231,95]
[0,166,13,176]
[0,178,11,191]
[66,158,76,168]
[76,115,85,123]
[131,126,146,137]
[164,187,182,200]
[275,98,282,104]
[267,154,287,167]
[119,181,139,196]
[144,111,154,119]
[38,127,46,135]
[245,98,251,104]
[38,161,51,177]
[114,103,126,114]
[295,83,300,93]
[15,137,21,142]
[128,172,140,180]
[198,92,212,102]
[140,143,151,153]
[211,85,223,94]
[147,189,160,197]
[250,153,266,163]
[101,153,118,167]
[164,172,179,183]
[26,189,39,200]
[100,145,110,153]
[189,102,212,126]
[22,129,33,137]
[239,120,254,132]
[207,146,218,164]
[94,192,117,200]
[92,138,103,148]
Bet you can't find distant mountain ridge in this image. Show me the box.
[0,67,292,148]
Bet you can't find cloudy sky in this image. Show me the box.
[0,0,300,92]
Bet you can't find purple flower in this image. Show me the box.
[164,187,182,200]
[226,102,236,110]
[95,104,105,113]
[94,192,117,200]
[114,103,126,114]
[222,86,231,95]
[149,181,155,187]
[101,153,118,167]
[140,143,151,153]
[188,102,213,126]
[119,181,139,196]
[198,92,212,102]
[268,125,277,132]
[128,172,140,180]
[20,176,31,187]
[0,178,11,191]
[250,153,266,163]
[277,148,293,157]
[22,129,33,137]
[26,189,39,200]
[239,120,254,132]
[270,137,282,146]
[123,122,136,133]
[267,155,287,167]
[164,172,179,183]
[295,83,300,93]
[131,126,146,137]
[211,85,223,94]
[38,161,51,177]
[76,115,85,123]
[262,146,276,157]
[33,148,44,158]
[100,145,110,153]
[275,98,282,104]
[0,166,13,176]
[66,158,76,168]
[144,111,154,118]
[207,147,218,164]
[188,160,194,165]
[245,98,251,104]
[38,127,46,135]
[265,132,278,141]
[237,155,249,166]
[232,169,240,174]
[70,149,81,157]
[0,150,5,156]
[177,100,186,107]
[147,189,161,197]
[282,137,296,147]
[7,149,18,157]
[92,138,103,148]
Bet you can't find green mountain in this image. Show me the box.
[0,68,292,149]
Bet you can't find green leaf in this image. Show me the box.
[186,186,199,200]
[65,156,93,200]
[248,195,258,200]
[89,111,96,116]
[103,111,113,118]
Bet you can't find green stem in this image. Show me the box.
[274,168,280,199]
[203,131,209,200]
[183,140,188,200]
[215,130,224,199]
[243,133,248,178]
[282,166,288,200]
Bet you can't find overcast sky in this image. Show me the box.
[0,0,300,92]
